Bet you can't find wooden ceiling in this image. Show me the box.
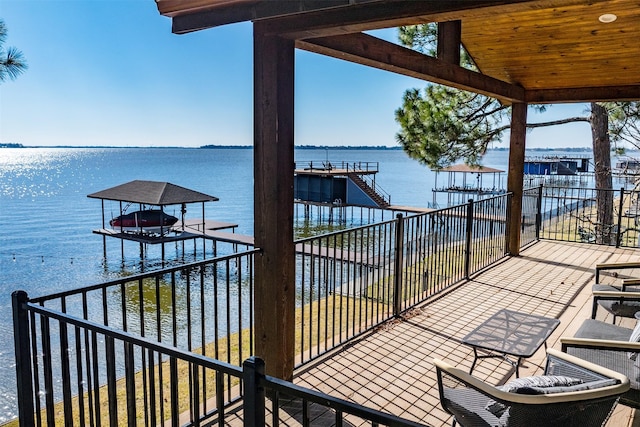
[155,0,640,104]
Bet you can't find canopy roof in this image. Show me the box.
[155,0,640,104]
[87,180,219,206]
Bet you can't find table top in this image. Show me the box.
[462,309,561,358]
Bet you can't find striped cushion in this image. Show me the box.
[500,375,584,393]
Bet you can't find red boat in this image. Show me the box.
[110,209,178,234]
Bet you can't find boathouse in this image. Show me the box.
[87,180,235,259]
[523,156,590,176]
[294,160,390,209]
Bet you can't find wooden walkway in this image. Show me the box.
[276,241,640,426]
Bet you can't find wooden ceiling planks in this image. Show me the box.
[155,0,640,103]
[460,0,640,91]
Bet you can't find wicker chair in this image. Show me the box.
[434,349,629,427]
[561,317,640,409]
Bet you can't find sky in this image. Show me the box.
[0,0,593,149]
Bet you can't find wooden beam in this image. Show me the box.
[526,86,640,104]
[507,102,527,256]
[297,32,525,103]
[253,22,296,381]
[171,0,525,35]
[170,0,355,33]
[437,20,461,65]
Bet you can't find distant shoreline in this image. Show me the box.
[0,143,595,152]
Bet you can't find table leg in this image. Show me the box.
[469,347,479,374]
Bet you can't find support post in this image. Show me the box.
[437,20,461,65]
[616,187,624,247]
[12,291,35,427]
[465,199,474,279]
[253,23,296,381]
[507,102,528,255]
[535,185,543,240]
[393,213,404,316]
[243,357,266,427]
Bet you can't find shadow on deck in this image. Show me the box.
[267,240,640,427]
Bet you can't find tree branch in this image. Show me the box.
[526,116,589,128]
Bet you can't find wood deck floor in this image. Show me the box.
[215,240,640,426]
[287,240,640,426]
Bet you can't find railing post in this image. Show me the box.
[465,199,474,279]
[616,187,624,248]
[243,357,266,427]
[12,290,35,427]
[535,185,543,240]
[393,213,404,317]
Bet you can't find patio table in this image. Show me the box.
[462,309,560,378]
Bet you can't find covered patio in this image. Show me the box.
[153,0,640,383]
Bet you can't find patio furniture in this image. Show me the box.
[561,316,640,408]
[462,309,560,378]
[593,262,640,323]
[434,348,629,427]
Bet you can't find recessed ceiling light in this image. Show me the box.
[599,13,617,23]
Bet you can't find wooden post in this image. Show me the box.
[437,21,461,65]
[507,102,527,255]
[253,23,296,381]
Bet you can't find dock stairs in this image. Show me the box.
[348,173,391,209]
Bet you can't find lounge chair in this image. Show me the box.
[434,348,628,426]
[561,317,640,408]
[592,262,640,323]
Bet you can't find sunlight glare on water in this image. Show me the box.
[0,146,605,423]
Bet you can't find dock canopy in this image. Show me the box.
[87,180,219,206]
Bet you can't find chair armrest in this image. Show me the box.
[623,278,640,288]
[596,262,640,270]
[593,290,640,299]
[560,336,640,352]
[596,262,640,283]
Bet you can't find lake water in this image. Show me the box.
[0,146,597,421]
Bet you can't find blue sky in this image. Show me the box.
[1,0,593,148]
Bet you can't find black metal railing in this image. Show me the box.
[13,193,515,425]
[294,193,512,365]
[530,185,640,248]
[296,160,380,174]
[13,290,246,426]
[12,250,258,425]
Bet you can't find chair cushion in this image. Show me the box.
[500,375,584,394]
[484,375,617,423]
[574,319,633,341]
[593,284,622,292]
[485,376,585,417]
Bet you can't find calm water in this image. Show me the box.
[0,146,589,421]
